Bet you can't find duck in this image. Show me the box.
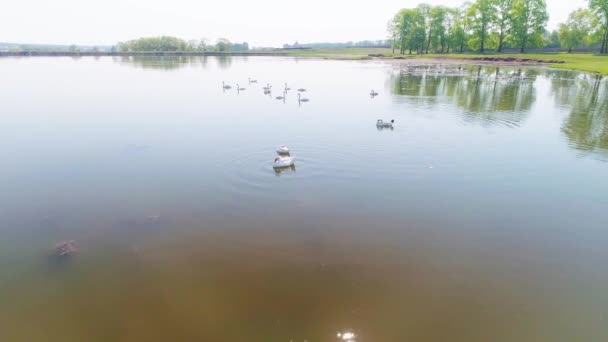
[297,88,307,92]
[376,119,394,128]
[222,81,232,90]
[263,84,272,91]
[276,145,290,154]
[298,93,309,102]
[370,89,379,97]
[249,78,258,84]
[273,156,295,168]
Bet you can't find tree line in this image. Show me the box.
[118,37,249,53]
[389,0,608,54]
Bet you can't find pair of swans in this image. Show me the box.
[274,145,295,168]
[223,81,246,91]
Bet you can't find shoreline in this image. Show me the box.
[0,51,289,57]
[2,51,605,75]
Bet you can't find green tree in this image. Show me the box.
[494,0,514,52]
[547,30,561,48]
[215,38,232,52]
[198,38,209,52]
[467,0,496,53]
[558,9,595,52]
[417,4,432,53]
[388,14,401,54]
[187,39,199,52]
[511,0,549,53]
[429,6,449,53]
[119,36,189,52]
[589,0,608,53]
[454,3,472,53]
[395,8,426,54]
[444,8,459,53]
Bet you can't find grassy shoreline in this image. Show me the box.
[3,48,607,75]
[281,48,608,75]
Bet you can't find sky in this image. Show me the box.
[1,0,588,47]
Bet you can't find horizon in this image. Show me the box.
[1,0,589,48]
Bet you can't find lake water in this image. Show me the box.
[0,56,607,342]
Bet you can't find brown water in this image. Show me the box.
[0,56,607,342]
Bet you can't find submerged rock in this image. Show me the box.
[54,240,78,256]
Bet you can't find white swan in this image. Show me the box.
[263,84,272,91]
[297,88,307,92]
[370,90,379,96]
[298,93,309,102]
[249,78,258,84]
[276,145,290,154]
[273,156,295,168]
[222,81,232,89]
[376,119,394,127]
[285,83,291,91]
[236,84,246,91]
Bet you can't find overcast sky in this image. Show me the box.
[1,0,588,47]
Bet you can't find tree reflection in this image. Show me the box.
[561,75,608,158]
[390,65,536,127]
[113,56,209,70]
[216,56,233,69]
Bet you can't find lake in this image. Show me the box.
[0,56,607,342]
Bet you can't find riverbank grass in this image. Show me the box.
[424,53,608,75]
[278,48,608,75]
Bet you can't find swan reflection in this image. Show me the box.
[274,164,296,176]
[377,125,394,131]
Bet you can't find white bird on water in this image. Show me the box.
[298,93,309,103]
[370,89,379,97]
[376,119,394,128]
[276,145,290,154]
[273,155,296,168]
[222,81,232,89]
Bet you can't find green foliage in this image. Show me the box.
[589,0,608,53]
[558,9,596,52]
[546,30,561,48]
[494,0,514,52]
[117,37,248,53]
[215,38,232,52]
[388,0,608,54]
[391,4,463,54]
[119,37,189,52]
[511,0,549,52]
[467,0,496,52]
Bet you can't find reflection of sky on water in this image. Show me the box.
[0,57,607,342]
